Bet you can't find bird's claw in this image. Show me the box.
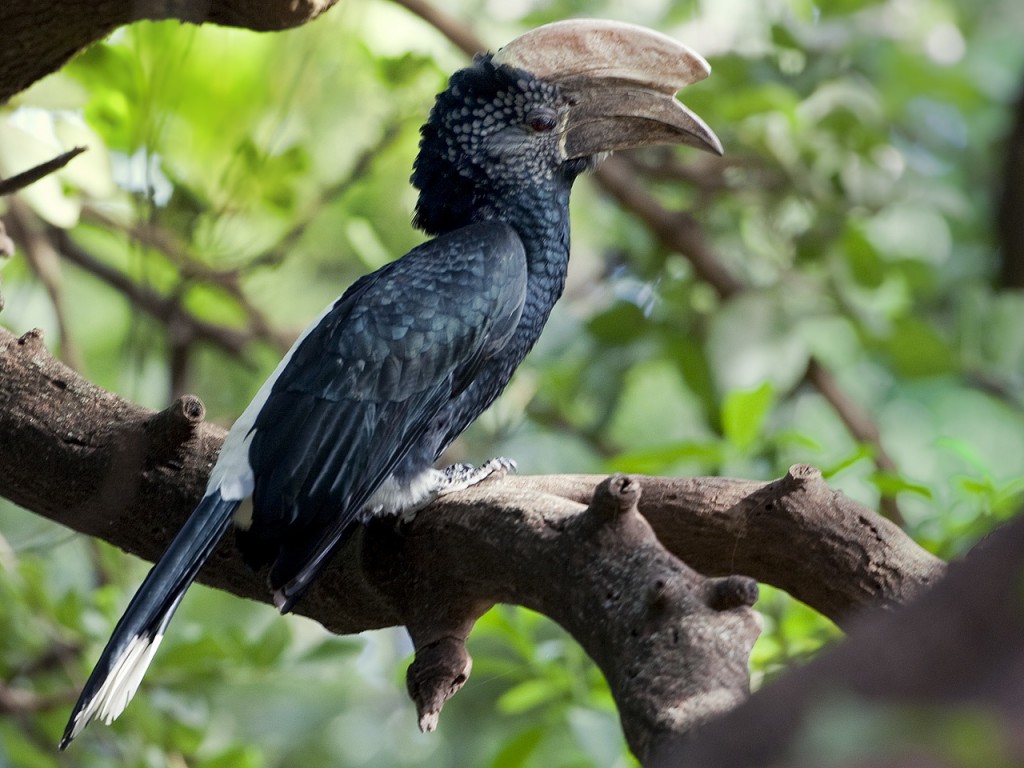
[397,458,518,524]
[438,456,517,495]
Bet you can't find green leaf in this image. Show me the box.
[707,292,811,396]
[489,726,545,768]
[497,679,563,715]
[613,441,725,475]
[820,444,875,479]
[607,358,712,454]
[248,618,291,667]
[587,300,647,345]
[721,381,776,451]
[869,472,934,499]
[843,222,885,288]
[883,317,956,378]
[196,745,263,768]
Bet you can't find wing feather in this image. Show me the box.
[239,221,527,602]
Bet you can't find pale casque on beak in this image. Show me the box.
[492,18,723,158]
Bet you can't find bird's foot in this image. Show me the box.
[437,456,517,497]
[396,458,517,524]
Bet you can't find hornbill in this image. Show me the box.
[60,19,722,748]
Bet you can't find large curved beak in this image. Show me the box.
[493,19,722,159]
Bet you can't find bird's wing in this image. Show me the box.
[240,220,527,602]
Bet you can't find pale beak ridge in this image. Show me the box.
[493,19,722,157]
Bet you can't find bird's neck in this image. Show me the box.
[416,171,575,311]
[493,184,571,272]
[490,184,575,357]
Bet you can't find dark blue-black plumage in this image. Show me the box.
[62,22,722,746]
[61,54,588,747]
[241,56,590,607]
[242,219,530,601]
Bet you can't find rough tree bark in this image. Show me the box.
[652,512,1024,767]
[0,0,340,104]
[0,322,944,760]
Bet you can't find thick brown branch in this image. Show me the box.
[386,475,761,761]
[0,318,949,766]
[520,467,939,624]
[0,2,340,104]
[0,322,941,632]
[0,318,943,752]
[0,324,770,753]
[0,323,943,629]
[651,511,1024,767]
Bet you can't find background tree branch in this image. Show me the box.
[0,1,340,104]
[998,74,1024,289]
[0,147,86,197]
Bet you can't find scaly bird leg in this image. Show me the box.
[399,458,518,522]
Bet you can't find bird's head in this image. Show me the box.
[412,19,721,236]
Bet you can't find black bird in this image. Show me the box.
[60,19,722,747]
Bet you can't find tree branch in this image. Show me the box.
[0,321,944,755]
[3,201,83,371]
[0,2,340,104]
[651,510,1024,767]
[803,358,904,522]
[44,226,255,358]
[0,323,942,624]
[0,682,75,716]
[0,147,86,197]
[391,0,484,59]
[0,220,13,263]
[593,155,748,296]
[78,205,294,356]
[997,72,1024,289]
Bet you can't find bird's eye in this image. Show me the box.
[526,109,558,133]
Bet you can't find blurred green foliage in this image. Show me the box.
[1,0,1023,765]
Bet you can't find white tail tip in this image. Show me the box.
[65,633,164,744]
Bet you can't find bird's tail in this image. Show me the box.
[59,492,238,749]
